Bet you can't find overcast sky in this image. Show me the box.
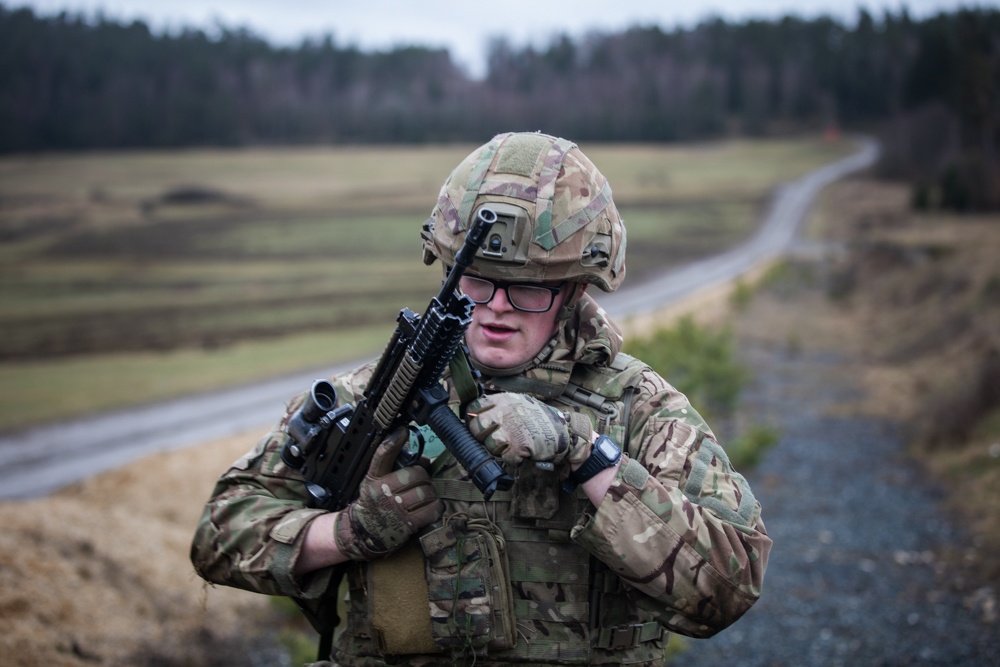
[11,0,990,77]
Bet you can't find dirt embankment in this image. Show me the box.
[1,174,997,666]
[816,177,1000,582]
[0,434,283,666]
[677,177,1000,665]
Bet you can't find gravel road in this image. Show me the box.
[680,327,1000,665]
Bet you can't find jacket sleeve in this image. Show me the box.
[569,368,771,638]
[189,364,375,599]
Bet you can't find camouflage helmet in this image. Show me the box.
[421,132,626,292]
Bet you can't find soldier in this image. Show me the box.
[191,132,771,666]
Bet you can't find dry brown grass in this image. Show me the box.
[813,177,1000,583]
[0,431,281,666]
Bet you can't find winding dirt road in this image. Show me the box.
[0,139,879,500]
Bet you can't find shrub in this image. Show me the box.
[728,424,781,469]
[624,315,748,420]
[729,279,754,311]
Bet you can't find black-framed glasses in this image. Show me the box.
[459,275,565,313]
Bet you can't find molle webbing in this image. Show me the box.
[431,477,664,662]
[431,477,514,503]
[419,352,664,661]
[595,622,664,650]
[485,373,569,399]
[554,352,647,449]
[450,484,593,661]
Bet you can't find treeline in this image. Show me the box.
[1,5,998,208]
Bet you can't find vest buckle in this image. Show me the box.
[610,624,642,650]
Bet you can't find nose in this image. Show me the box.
[486,285,514,312]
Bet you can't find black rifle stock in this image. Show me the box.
[280,207,513,653]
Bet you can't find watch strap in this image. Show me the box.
[563,434,621,492]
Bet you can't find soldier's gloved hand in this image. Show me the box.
[335,427,443,561]
[466,393,593,466]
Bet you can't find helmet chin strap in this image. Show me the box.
[557,282,586,322]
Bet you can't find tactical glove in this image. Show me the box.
[466,392,593,466]
[335,427,443,561]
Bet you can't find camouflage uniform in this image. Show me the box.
[191,294,770,665]
[191,132,770,666]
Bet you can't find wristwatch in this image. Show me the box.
[563,434,622,493]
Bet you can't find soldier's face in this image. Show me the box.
[465,281,569,370]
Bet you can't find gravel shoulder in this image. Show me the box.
[678,263,1000,666]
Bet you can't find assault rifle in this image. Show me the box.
[280,207,513,656]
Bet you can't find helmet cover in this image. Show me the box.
[421,132,626,292]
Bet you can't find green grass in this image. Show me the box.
[0,325,395,429]
[0,136,860,430]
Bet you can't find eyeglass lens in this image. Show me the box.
[459,276,557,312]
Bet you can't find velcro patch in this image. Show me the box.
[495,133,551,177]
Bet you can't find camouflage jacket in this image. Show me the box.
[190,294,771,666]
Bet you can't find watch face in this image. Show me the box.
[596,436,620,459]
[564,435,621,493]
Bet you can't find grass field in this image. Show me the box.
[0,136,856,430]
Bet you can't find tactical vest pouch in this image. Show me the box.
[511,460,561,520]
[419,515,517,654]
[368,540,440,655]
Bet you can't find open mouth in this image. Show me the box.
[482,322,516,337]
